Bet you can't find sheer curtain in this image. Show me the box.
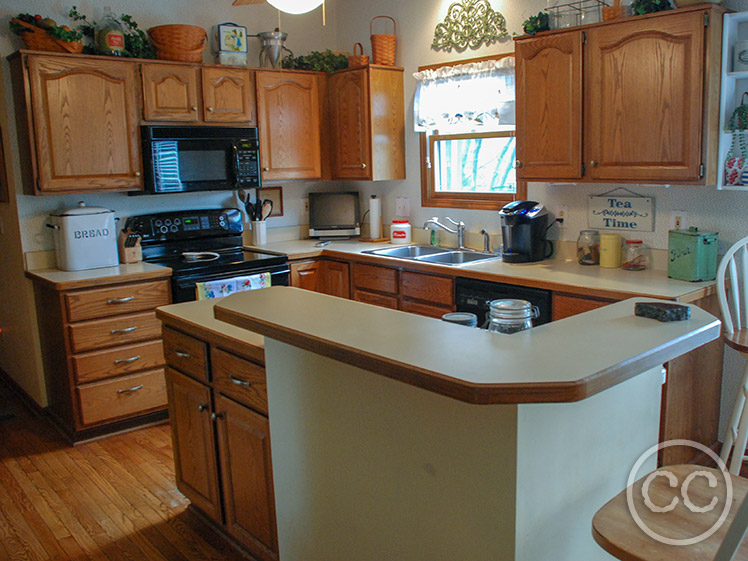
[413,56,515,133]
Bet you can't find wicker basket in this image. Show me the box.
[148,24,207,63]
[12,18,84,54]
[601,0,624,21]
[370,16,396,66]
[347,43,369,68]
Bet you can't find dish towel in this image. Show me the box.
[195,272,272,300]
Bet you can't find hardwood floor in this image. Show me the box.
[0,390,253,561]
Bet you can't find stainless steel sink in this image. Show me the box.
[364,245,449,258]
[362,245,501,266]
[417,251,499,266]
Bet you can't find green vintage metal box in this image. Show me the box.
[667,228,719,282]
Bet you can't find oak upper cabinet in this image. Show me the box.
[142,63,255,124]
[515,32,583,180]
[329,66,406,181]
[255,70,322,181]
[14,53,143,194]
[514,5,723,184]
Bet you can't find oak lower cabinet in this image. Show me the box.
[290,259,350,298]
[256,70,322,181]
[28,276,170,441]
[329,66,405,181]
[163,326,278,561]
[141,63,255,124]
[10,52,143,194]
[515,5,723,184]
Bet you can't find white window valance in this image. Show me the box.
[413,56,515,133]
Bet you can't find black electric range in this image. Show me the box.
[125,208,289,302]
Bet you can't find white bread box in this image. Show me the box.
[47,202,119,271]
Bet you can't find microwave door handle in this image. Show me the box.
[232,143,241,189]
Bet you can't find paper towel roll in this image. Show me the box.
[369,195,381,239]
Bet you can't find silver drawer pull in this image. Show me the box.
[117,384,143,394]
[229,374,252,387]
[111,326,137,335]
[114,355,141,365]
[107,297,134,305]
[174,350,190,358]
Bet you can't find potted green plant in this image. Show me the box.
[522,12,551,36]
[69,6,154,58]
[631,0,673,15]
[281,50,349,73]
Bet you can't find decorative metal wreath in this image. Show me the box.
[432,0,508,52]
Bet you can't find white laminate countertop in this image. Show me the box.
[26,262,171,289]
[247,239,715,301]
[214,286,720,404]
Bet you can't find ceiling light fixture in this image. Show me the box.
[266,0,323,14]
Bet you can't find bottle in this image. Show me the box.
[577,230,600,265]
[622,240,648,271]
[390,219,411,245]
[599,233,622,268]
[430,226,441,247]
[96,7,125,56]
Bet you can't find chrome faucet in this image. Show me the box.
[423,217,466,249]
[480,229,491,253]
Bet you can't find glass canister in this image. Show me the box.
[487,299,539,334]
[577,230,600,265]
[599,233,622,268]
[622,240,649,271]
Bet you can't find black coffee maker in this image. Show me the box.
[499,201,552,263]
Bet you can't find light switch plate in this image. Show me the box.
[395,197,410,217]
[555,206,569,229]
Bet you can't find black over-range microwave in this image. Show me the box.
[137,126,261,195]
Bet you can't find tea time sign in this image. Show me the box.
[588,195,654,232]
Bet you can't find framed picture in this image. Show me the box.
[218,23,248,53]
[257,186,283,217]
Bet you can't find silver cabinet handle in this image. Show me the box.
[111,326,137,335]
[515,160,523,168]
[207,107,215,112]
[198,404,208,412]
[361,163,367,169]
[263,167,270,171]
[134,172,142,177]
[192,106,198,111]
[108,296,134,304]
[174,350,190,358]
[211,412,224,420]
[114,355,141,365]
[590,160,599,167]
[117,384,143,394]
[228,374,252,387]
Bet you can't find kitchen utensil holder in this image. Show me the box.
[370,16,396,66]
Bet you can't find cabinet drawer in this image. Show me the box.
[400,299,452,319]
[352,264,398,295]
[65,281,170,322]
[401,272,454,307]
[212,347,268,415]
[73,340,165,384]
[69,312,163,353]
[353,289,399,310]
[77,369,167,426]
[163,327,209,382]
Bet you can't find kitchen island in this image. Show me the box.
[214,286,720,561]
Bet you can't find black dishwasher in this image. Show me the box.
[455,277,553,328]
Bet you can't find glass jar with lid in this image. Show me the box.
[622,240,649,271]
[577,230,600,265]
[487,299,539,334]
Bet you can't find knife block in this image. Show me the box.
[118,231,142,264]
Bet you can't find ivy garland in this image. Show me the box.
[432,0,508,52]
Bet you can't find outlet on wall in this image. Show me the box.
[554,206,569,229]
[669,210,688,231]
[303,198,309,214]
[395,197,410,217]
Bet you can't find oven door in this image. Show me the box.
[171,264,290,303]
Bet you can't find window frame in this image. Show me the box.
[418,53,526,211]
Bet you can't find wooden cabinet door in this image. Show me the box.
[290,260,320,291]
[256,71,321,180]
[165,367,222,523]
[27,56,143,193]
[515,31,583,180]
[215,395,278,561]
[330,69,371,180]
[319,260,351,298]
[202,67,255,124]
[585,12,705,182]
[141,63,200,121]
[552,293,614,321]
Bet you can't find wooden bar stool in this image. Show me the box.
[718,236,748,475]
[593,464,748,560]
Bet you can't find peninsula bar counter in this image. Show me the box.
[214,286,720,561]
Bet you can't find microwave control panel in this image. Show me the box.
[126,209,243,242]
[235,141,260,187]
